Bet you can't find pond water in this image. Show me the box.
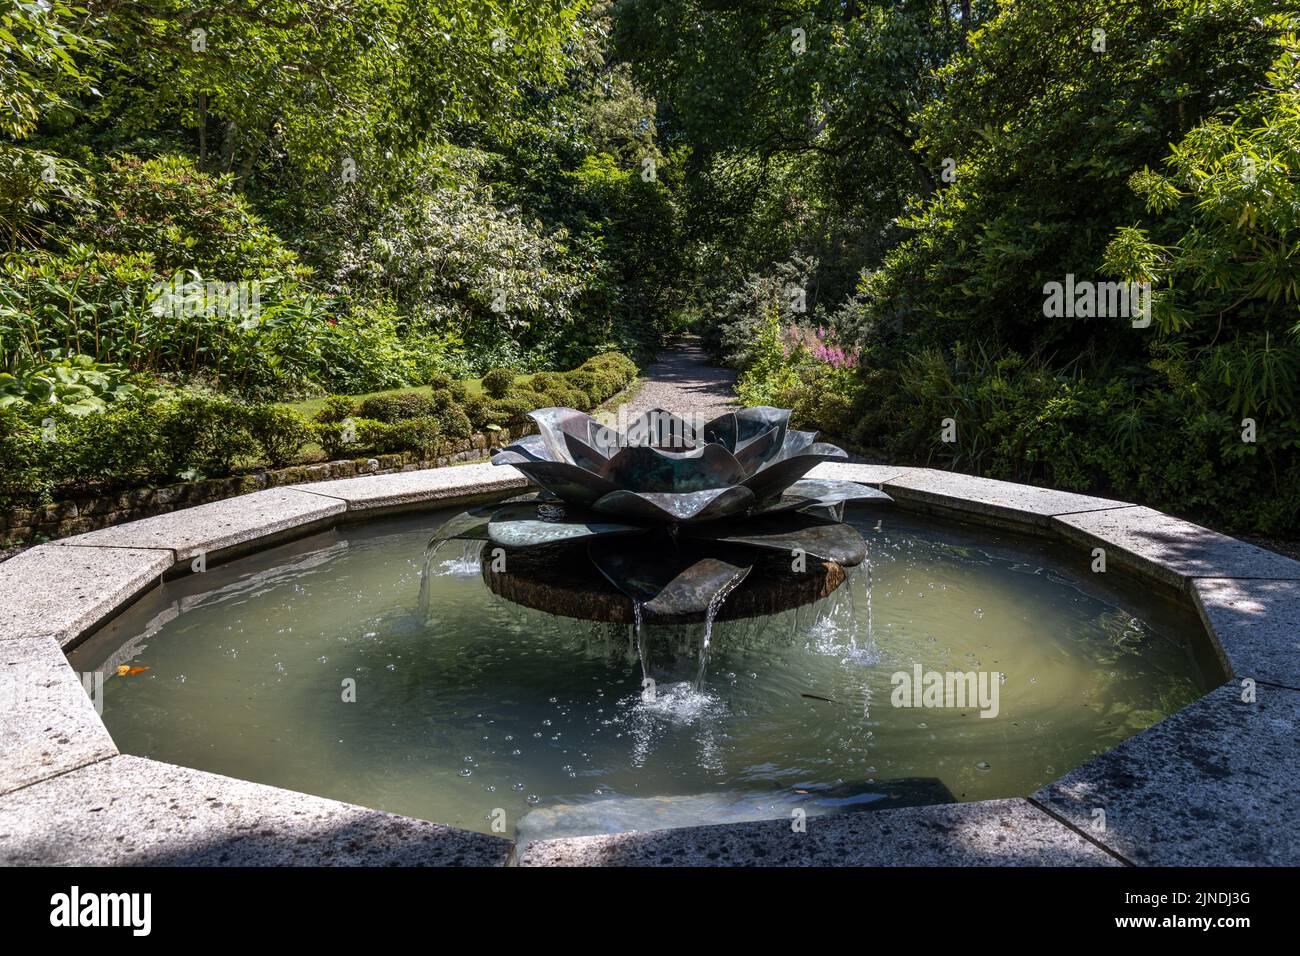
[70,504,1219,842]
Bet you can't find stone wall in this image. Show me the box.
[0,423,536,548]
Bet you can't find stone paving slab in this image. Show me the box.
[1033,682,1300,866]
[807,461,919,487]
[880,470,1129,529]
[518,798,1118,867]
[290,461,527,511]
[0,754,511,866]
[58,488,345,563]
[0,637,117,796]
[0,545,171,646]
[1191,578,1300,690]
[1054,507,1300,591]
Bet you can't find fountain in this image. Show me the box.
[423,405,892,633]
[68,403,1216,842]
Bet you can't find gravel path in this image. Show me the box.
[622,342,737,420]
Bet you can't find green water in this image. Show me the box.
[70,506,1218,841]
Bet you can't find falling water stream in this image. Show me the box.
[73,503,1221,842]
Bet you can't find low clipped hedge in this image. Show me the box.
[0,351,638,509]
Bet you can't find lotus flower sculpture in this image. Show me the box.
[430,406,892,620]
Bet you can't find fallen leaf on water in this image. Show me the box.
[116,665,150,676]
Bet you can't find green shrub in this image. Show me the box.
[460,394,490,430]
[435,406,473,440]
[543,384,591,410]
[429,388,456,412]
[67,154,299,279]
[315,419,359,460]
[357,392,436,423]
[155,390,258,477]
[481,367,516,398]
[247,405,313,467]
[529,371,564,392]
[314,396,356,424]
[427,371,455,391]
[384,417,442,459]
[484,396,535,425]
[0,406,50,505]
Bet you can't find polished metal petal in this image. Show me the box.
[773,428,818,461]
[494,433,551,462]
[735,406,790,450]
[587,538,752,617]
[487,502,644,549]
[621,407,699,450]
[700,411,738,450]
[682,511,867,566]
[528,407,599,465]
[733,425,782,475]
[563,431,613,475]
[591,485,755,523]
[605,443,746,493]
[499,459,621,506]
[739,442,849,500]
[750,494,815,515]
[783,479,894,507]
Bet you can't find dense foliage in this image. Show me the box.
[636,0,1300,535]
[4,0,1299,536]
[0,350,635,508]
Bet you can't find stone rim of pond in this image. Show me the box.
[2,461,1297,867]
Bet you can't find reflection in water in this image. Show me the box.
[70,506,1218,841]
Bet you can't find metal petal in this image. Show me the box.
[682,511,867,566]
[700,411,738,451]
[735,406,790,450]
[591,485,755,523]
[528,407,598,465]
[774,428,819,460]
[587,538,753,617]
[783,479,894,507]
[498,459,621,507]
[487,502,644,549]
[563,431,612,475]
[739,443,849,500]
[604,443,745,493]
[621,407,699,450]
[494,433,551,462]
[733,425,782,475]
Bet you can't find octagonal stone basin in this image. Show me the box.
[5,462,1298,867]
[65,498,1221,843]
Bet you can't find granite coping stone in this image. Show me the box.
[0,461,1296,866]
[1032,682,1300,866]
[518,798,1119,867]
[0,545,172,646]
[1053,506,1300,591]
[289,461,528,511]
[878,470,1129,529]
[1191,578,1300,690]
[806,461,919,487]
[0,636,117,797]
[0,754,512,866]
[57,488,345,563]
